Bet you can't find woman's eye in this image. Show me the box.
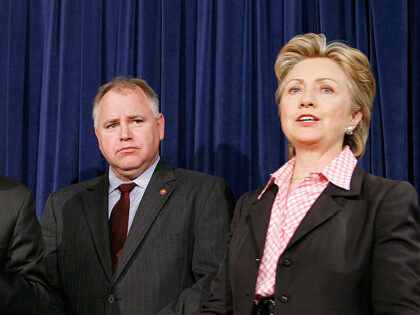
[321,87,333,93]
[289,87,300,93]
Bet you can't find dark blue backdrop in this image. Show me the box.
[1,0,419,218]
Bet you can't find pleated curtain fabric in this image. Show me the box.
[0,1,419,217]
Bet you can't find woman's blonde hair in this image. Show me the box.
[275,33,376,158]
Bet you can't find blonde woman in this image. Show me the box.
[202,33,420,315]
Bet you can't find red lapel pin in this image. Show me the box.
[159,188,167,195]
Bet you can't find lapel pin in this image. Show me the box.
[159,188,167,195]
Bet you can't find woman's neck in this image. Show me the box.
[292,145,342,178]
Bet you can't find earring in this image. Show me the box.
[344,125,355,135]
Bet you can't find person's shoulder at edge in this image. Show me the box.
[0,173,30,191]
[0,174,34,212]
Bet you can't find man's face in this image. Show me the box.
[95,87,164,182]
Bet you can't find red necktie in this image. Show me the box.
[109,183,136,272]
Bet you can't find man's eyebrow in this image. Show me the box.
[103,118,119,125]
[127,114,145,120]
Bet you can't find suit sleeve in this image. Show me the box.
[40,193,65,315]
[0,190,50,315]
[371,181,420,314]
[157,179,235,315]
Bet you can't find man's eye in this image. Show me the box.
[133,120,142,125]
[107,123,117,129]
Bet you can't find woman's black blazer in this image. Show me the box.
[202,165,420,314]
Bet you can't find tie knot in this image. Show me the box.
[118,183,136,194]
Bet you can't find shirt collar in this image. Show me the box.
[108,156,160,193]
[258,146,356,199]
[320,146,357,190]
[257,159,295,199]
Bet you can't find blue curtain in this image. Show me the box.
[1,0,419,218]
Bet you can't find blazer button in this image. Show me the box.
[282,258,293,266]
[107,294,115,304]
[280,295,289,303]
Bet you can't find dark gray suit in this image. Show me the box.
[202,166,420,314]
[41,159,234,314]
[0,174,50,315]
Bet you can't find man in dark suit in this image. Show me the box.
[0,174,50,314]
[41,76,234,314]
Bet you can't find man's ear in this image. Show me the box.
[94,128,102,152]
[157,114,165,140]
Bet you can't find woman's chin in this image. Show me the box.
[291,138,323,149]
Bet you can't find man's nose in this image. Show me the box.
[119,122,132,140]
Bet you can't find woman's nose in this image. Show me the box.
[299,89,315,107]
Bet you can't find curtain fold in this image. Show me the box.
[411,0,420,189]
[1,0,418,218]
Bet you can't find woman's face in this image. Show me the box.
[279,57,362,155]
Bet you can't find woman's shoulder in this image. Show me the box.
[356,166,418,203]
[360,166,414,189]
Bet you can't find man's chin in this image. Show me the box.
[111,165,144,181]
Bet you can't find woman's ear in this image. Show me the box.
[350,109,363,127]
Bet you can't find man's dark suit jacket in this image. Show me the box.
[41,159,234,315]
[201,166,420,314]
[0,174,50,314]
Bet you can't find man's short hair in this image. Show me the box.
[92,76,160,128]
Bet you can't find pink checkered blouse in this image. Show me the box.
[254,146,357,299]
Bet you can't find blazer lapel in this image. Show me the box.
[248,185,278,259]
[112,159,177,281]
[80,175,113,282]
[286,165,365,250]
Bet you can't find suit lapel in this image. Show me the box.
[286,165,365,250]
[112,159,177,282]
[248,185,278,259]
[80,175,113,282]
